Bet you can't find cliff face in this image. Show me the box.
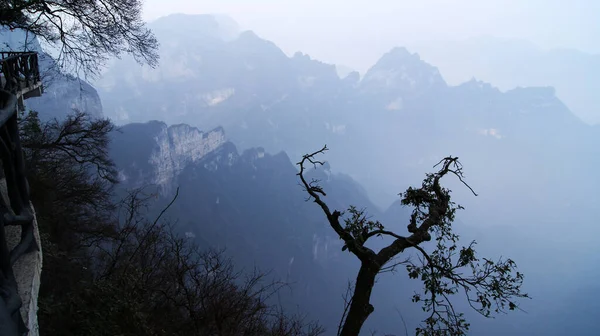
[93,15,598,217]
[26,78,103,120]
[148,124,226,188]
[112,121,227,193]
[22,13,599,335]
[108,120,391,332]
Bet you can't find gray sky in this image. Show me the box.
[142,0,599,72]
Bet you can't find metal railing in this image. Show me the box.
[0,51,42,336]
[0,52,41,95]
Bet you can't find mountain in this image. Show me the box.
[95,13,600,247]
[407,36,600,125]
[97,14,600,335]
[360,47,447,99]
[95,15,598,214]
[112,120,227,191]
[105,118,600,335]
[109,121,409,333]
[0,27,103,120]
[111,121,531,334]
[335,64,357,78]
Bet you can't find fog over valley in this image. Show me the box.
[2,2,599,335]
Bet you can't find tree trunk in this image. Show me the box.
[339,262,378,336]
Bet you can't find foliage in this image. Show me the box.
[23,110,323,336]
[298,145,529,336]
[341,206,384,251]
[1,0,159,76]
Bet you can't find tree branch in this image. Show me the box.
[297,145,374,262]
[298,146,528,336]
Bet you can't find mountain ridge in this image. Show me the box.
[408,36,600,124]
[95,14,599,212]
[109,119,405,333]
[95,14,600,335]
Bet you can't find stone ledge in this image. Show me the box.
[2,177,42,335]
[5,205,42,336]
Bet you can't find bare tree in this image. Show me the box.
[21,110,117,181]
[298,146,529,336]
[19,110,117,249]
[21,110,322,335]
[1,0,159,77]
[90,187,325,336]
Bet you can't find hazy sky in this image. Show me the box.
[142,0,599,71]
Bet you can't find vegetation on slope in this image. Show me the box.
[19,110,322,336]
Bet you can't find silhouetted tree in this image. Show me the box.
[21,110,323,335]
[298,145,529,336]
[1,0,159,76]
[88,187,325,336]
[19,110,116,251]
[18,109,119,328]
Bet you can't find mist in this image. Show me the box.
[9,1,600,335]
[142,0,600,68]
[140,0,600,125]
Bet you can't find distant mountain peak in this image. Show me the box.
[388,46,416,57]
[375,47,425,67]
[235,30,281,46]
[237,30,260,40]
[293,51,310,60]
[360,46,446,97]
[458,77,499,92]
[231,30,287,58]
[290,52,339,82]
[150,13,241,42]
